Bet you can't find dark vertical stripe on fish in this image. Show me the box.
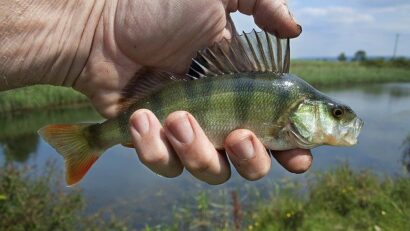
[184,81,196,103]
[118,111,130,141]
[151,92,164,119]
[234,75,255,123]
[197,77,214,123]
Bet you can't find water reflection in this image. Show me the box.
[321,82,410,99]
[0,106,101,162]
[0,134,38,162]
[402,134,410,173]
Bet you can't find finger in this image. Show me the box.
[129,109,183,177]
[237,0,255,15]
[236,0,301,38]
[272,149,313,173]
[164,111,231,185]
[225,129,271,181]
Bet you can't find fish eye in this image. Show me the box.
[332,107,344,118]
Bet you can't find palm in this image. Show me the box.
[75,0,229,118]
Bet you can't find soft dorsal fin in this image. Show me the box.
[119,67,187,110]
[120,31,290,109]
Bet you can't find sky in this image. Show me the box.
[232,0,410,58]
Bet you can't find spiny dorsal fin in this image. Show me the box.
[120,31,290,110]
[189,30,290,77]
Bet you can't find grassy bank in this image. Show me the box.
[147,166,410,231]
[291,61,410,87]
[1,161,409,230]
[1,61,409,114]
[0,85,88,114]
[0,163,127,231]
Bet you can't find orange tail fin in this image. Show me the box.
[38,123,103,186]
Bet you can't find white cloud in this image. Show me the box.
[299,7,374,24]
[233,1,410,58]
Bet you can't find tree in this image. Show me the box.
[352,50,367,62]
[337,52,347,62]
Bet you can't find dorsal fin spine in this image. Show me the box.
[266,31,277,72]
[190,67,207,78]
[284,39,291,73]
[217,42,239,73]
[195,52,220,76]
[244,30,261,71]
[235,33,254,72]
[276,38,283,73]
[254,30,269,72]
[206,48,229,74]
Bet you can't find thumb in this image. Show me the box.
[253,0,301,38]
[233,0,301,38]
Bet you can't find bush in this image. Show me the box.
[0,163,129,231]
[152,165,410,231]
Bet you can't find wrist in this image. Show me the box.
[0,0,105,90]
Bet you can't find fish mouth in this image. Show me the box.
[339,117,364,146]
[288,124,318,149]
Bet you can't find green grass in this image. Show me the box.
[291,61,410,87]
[0,61,409,114]
[0,85,88,114]
[0,163,128,231]
[147,165,410,231]
[0,106,101,139]
[249,166,410,231]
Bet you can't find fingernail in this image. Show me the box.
[229,138,255,160]
[297,24,302,34]
[131,112,149,136]
[167,114,194,144]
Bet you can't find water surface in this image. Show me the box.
[1,82,410,227]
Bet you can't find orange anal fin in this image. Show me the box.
[66,154,99,186]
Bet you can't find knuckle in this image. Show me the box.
[137,146,168,165]
[178,145,215,173]
[186,156,212,173]
[237,161,270,181]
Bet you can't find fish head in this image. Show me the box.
[289,99,363,148]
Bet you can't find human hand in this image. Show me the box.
[1,0,310,184]
[73,0,310,184]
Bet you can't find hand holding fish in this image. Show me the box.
[1,0,330,186]
[92,0,308,184]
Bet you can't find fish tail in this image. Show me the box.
[38,123,103,186]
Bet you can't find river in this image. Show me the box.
[1,82,410,227]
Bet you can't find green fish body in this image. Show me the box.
[39,31,363,186]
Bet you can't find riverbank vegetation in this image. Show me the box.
[0,85,88,114]
[291,59,410,87]
[1,60,409,114]
[2,161,408,230]
[146,165,410,231]
[0,163,128,231]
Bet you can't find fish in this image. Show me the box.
[38,30,363,186]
